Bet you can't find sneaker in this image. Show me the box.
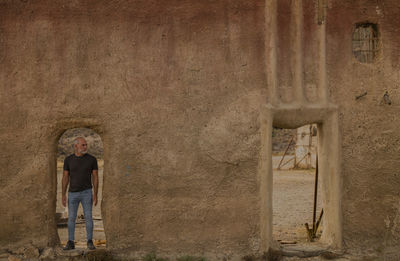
[87,240,96,250]
[63,240,75,250]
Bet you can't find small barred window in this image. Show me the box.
[352,23,379,63]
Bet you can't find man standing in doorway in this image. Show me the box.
[62,137,99,250]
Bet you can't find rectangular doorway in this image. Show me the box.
[259,106,342,253]
[272,125,322,245]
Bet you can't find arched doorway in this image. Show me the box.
[56,128,106,249]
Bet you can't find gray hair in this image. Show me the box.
[73,137,85,145]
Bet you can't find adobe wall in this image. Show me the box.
[0,0,400,260]
[327,0,400,256]
[267,0,400,257]
[0,0,266,259]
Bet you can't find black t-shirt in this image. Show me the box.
[63,153,98,192]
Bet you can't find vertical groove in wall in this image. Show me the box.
[292,0,305,103]
[318,23,328,103]
[276,0,292,103]
[318,2,328,103]
[266,0,279,105]
[302,0,319,103]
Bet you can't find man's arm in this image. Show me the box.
[92,170,99,206]
[61,170,69,207]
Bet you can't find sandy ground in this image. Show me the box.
[272,155,295,170]
[273,169,323,243]
[56,162,105,247]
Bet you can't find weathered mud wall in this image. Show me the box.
[0,0,266,258]
[327,0,400,256]
[1,0,400,260]
[265,0,400,257]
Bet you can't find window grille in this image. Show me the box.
[352,23,379,63]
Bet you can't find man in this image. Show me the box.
[62,137,99,250]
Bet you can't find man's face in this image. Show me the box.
[75,138,88,154]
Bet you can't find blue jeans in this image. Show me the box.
[68,189,93,241]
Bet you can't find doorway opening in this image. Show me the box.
[272,124,323,246]
[259,106,342,253]
[56,128,106,249]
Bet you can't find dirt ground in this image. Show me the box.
[273,169,323,243]
[56,162,105,248]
